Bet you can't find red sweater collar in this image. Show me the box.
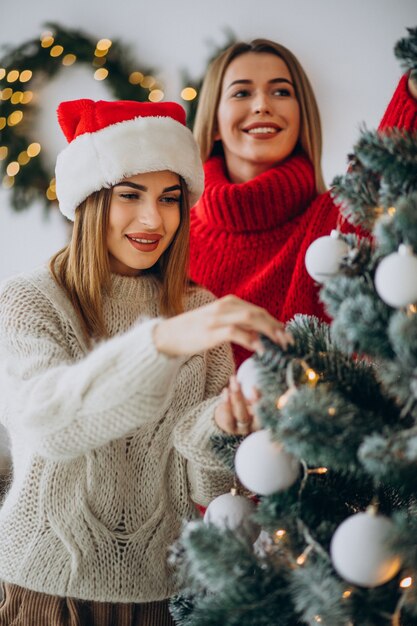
[194,153,317,233]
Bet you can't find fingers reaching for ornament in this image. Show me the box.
[214,376,260,435]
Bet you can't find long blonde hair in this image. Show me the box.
[50,178,191,341]
[193,38,326,194]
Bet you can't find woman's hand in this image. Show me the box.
[214,375,261,435]
[153,294,293,357]
[408,69,417,100]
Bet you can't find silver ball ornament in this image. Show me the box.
[234,430,299,496]
[305,230,349,283]
[330,511,402,587]
[236,357,261,400]
[374,244,417,308]
[204,492,259,542]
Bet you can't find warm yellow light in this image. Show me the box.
[342,589,352,599]
[11,91,22,104]
[49,178,56,191]
[328,406,336,416]
[19,70,32,83]
[27,142,41,157]
[400,576,412,589]
[94,68,109,81]
[17,151,30,165]
[0,146,8,160]
[306,368,318,381]
[96,38,112,51]
[0,68,6,80]
[2,175,14,188]
[7,70,19,83]
[275,529,286,539]
[296,554,307,565]
[388,206,396,216]
[129,71,144,85]
[21,91,33,104]
[8,110,23,126]
[141,75,156,89]
[314,617,322,624]
[62,54,76,66]
[1,88,13,100]
[94,48,108,58]
[308,467,328,475]
[46,187,57,201]
[148,89,164,102]
[41,34,54,48]
[50,45,64,57]
[407,304,417,315]
[6,161,20,176]
[181,87,198,101]
[0,118,6,130]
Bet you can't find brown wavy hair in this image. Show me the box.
[50,177,190,341]
[193,38,326,194]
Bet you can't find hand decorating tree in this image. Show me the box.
[170,27,417,626]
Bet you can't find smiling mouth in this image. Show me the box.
[125,235,161,252]
[128,236,159,244]
[243,126,281,135]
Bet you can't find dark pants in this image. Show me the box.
[0,583,175,626]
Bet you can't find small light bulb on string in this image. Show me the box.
[6,70,19,83]
[387,206,396,217]
[308,467,328,475]
[407,304,417,316]
[273,529,287,543]
[181,87,198,101]
[19,70,33,83]
[40,32,54,48]
[94,68,108,81]
[0,68,6,80]
[400,576,412,589]
[62,54,76,67]
[27,142,41,158]
[129,71,144,85]
[314,615,322,623]
[296,545,313,566]
[342,588,353,599]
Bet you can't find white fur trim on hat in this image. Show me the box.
[55,116,204,221]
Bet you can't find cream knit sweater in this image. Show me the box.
[0,267,234,603]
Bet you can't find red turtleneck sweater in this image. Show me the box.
[189,75,417,366]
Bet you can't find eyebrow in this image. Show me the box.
[113,182,182,193]
[226,77,294,91]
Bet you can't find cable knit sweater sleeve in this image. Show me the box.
[0,274,184,460]
[173,327,236,506]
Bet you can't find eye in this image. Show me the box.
[119,192,139,200]
[272,87,292,97]
[231,89,251,99]
[160,195,181,204]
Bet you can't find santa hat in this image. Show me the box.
[55,99,204,221]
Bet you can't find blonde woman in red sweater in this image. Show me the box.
[189,38,417,366]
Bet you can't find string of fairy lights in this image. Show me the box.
[0,24,199,212]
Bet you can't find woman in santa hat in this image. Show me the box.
[0,99,290,625]
[188,38,417,367]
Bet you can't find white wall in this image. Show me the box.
[0,0,415,282]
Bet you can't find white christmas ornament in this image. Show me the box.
[305,230,349,283]
[204,492,259,542]
[330,511,402,587]
[234,430,299,496]
[374,244,417,308]
[236,357,261,400]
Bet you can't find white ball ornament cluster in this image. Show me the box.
[234,430,299,496]
[236,357,261,400]
[204,491,259,543]
[330,510,402,587]
[374,244,417,308]
[305,229,349,283]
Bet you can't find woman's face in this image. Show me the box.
[216,52,300,183]
[107,170,181,276]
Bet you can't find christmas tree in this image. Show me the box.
[170,28,417,626]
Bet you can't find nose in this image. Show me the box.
[253,92,271,115]
[136,199,163,230]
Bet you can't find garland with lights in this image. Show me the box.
[180,30,236,130]
[0,22,160,211]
